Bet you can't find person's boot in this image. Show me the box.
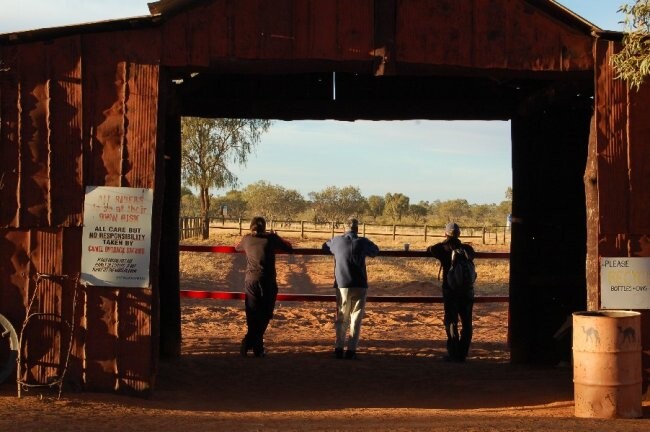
[240,337,250,357]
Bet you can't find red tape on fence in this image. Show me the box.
[180,290,509,303]
[179,245,509,259]
[179,245,509,303]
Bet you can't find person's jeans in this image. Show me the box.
[443,289,474,361]
[335,287,367,351]
[244,280,278,354]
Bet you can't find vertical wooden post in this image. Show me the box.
[301,221,305,239]
[392,225,396,240]
[331,222,335,238]
[424,224,427,242]
[238,218,242,235]
[482,227,486,244]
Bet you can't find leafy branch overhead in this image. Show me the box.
[611,1,650,90]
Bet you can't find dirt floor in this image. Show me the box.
[2,300,649,431]
[1,234,649,431]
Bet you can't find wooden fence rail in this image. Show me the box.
[179,217,511,245]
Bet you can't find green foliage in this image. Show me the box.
[408,203,428,224]
[611,1,650,90]
[242,181,306,221]
[180,183,513,228]
[383,192,410,222]
[181,117,271,238]
[309,186,367,223]
[366,195,385,220]
[219,189,248,219]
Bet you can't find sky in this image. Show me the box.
[0,0,627,204]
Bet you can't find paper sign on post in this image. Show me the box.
[80,186,154,288]
[600,257,650,309]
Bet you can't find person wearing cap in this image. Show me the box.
[427,222,476,362]
[235,216,293,357]
[322,217,380,359]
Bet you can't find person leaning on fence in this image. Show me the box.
[322,217,380,360]
[427,222,476,363]
[235,216,293,357]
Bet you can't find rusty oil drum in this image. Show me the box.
[572,310,642,418]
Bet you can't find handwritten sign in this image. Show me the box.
[81,186,153,288]
[600,257,650,309]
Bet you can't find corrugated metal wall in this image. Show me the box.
[156,0,593,73]
[593,37,650,391]
[0,27,162,395]
[395,0,592,70]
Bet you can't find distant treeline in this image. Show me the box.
[181,181,512,228]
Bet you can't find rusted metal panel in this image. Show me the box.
[0,46,20,227]
[628,84,650,237]
[594,39,630,255]
[0,230,30,327]
[161,0,375,67]
[258,0,295,59]
[79,29,160,394]
[48,37,84,227]
[0,39,84,230]
[337,0,374,60]
[594,37,650,392]
[17,43,50,228]
[124,63,160,188]
[116,289,154,393]
[82,37,128,187]
[396,0,593,71]
[82,29,161,189]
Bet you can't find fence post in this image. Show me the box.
[301,221,305,239]
[331,222,335,238]
[424,224,427,242]
[238,218,242,235]
[482,227,486,244]
[393,225,396,241]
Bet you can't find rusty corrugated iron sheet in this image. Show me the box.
[593,36,650,393]
[156,0,593,73]
[160,0,375,67]
[396,0,593,71]
[0,27,162,395]
[593,36,650,286]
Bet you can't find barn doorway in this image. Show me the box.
[159,70,592,365]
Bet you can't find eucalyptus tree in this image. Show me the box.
[181,118,271,238]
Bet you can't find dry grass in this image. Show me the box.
[180,229,510,297]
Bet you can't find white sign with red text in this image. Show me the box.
[81,186,153,288]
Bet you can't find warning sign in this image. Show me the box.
[600,257,650,309]
[80,186,153,288]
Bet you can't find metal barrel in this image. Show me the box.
[572,310,642,418]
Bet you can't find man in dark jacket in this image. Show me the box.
[427,222,476,362]
[323,218,379,359]
[235,216,293,357]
